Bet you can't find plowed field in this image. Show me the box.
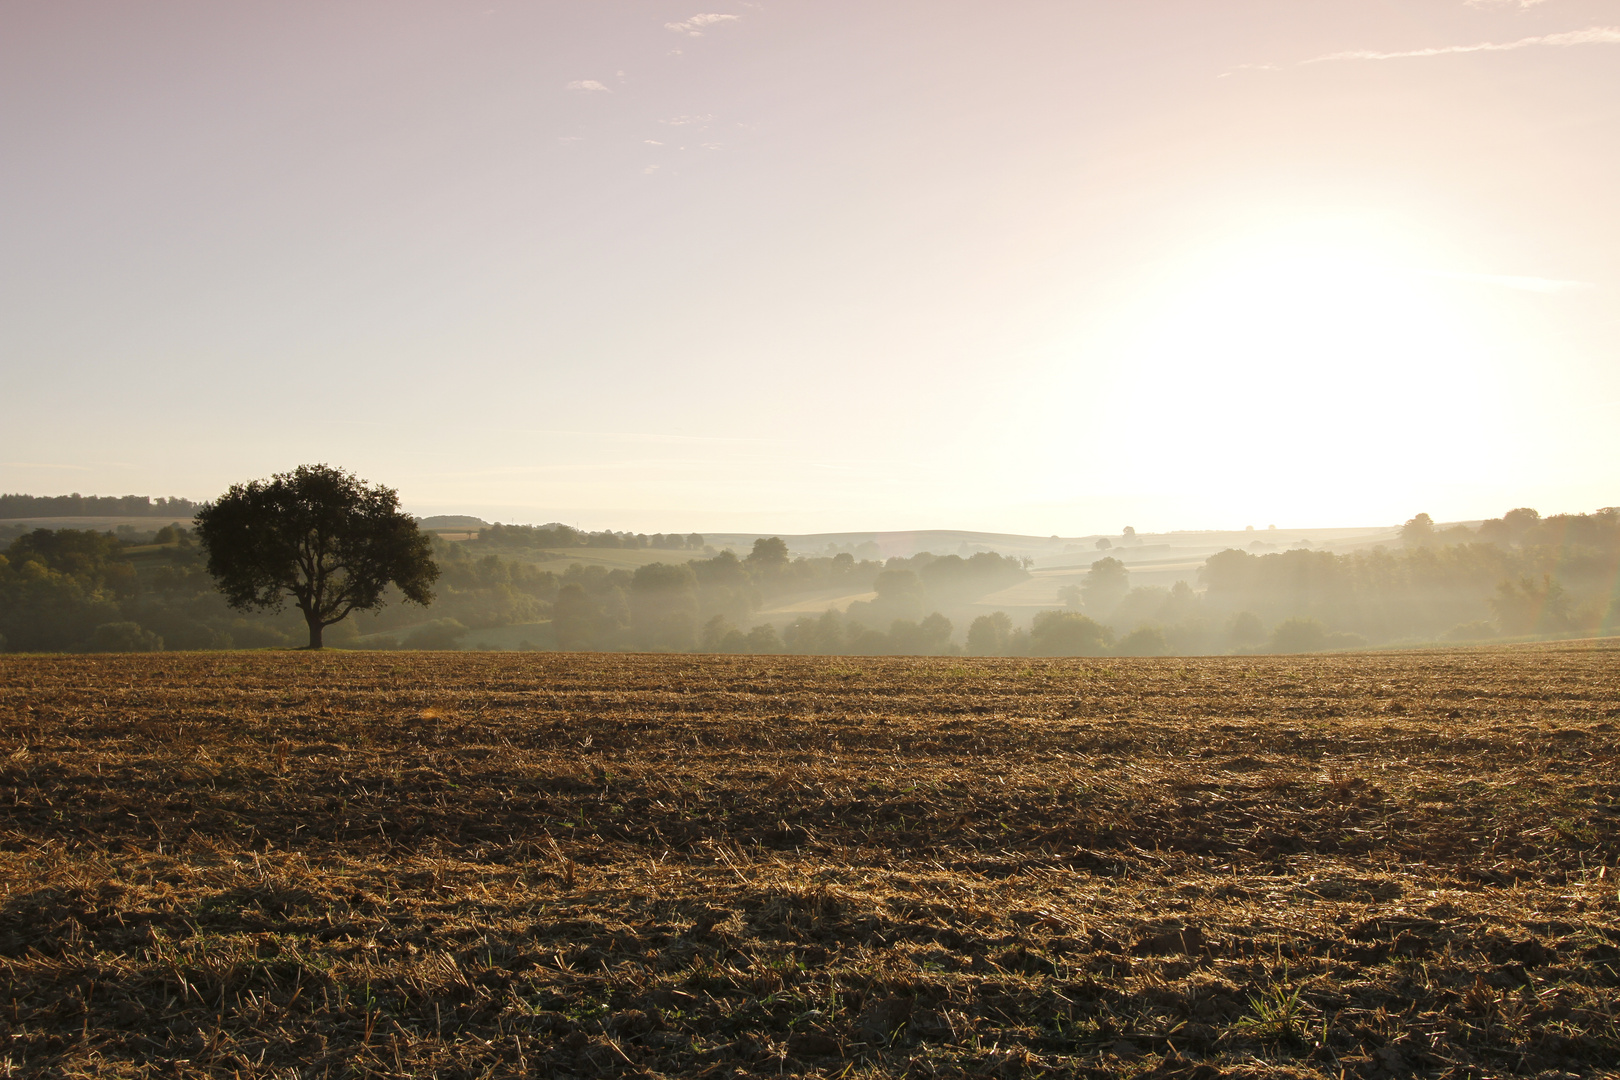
[2,644,1618,1078]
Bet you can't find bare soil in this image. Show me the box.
[2,643,1618,1078]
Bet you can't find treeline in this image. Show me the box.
[7,505,1616,656]
[367,539,1030,654]
[0,525,280,653]
[0,493,200,519]
[471,523,706,551]
[0,524,1030,654]
[1025,507,1620,656]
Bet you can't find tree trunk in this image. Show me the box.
[305,613,324,650]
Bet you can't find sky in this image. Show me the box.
[3,1,1618,534]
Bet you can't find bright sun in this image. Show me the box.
[1076,219,1509,521]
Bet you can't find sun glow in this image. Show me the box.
[1073,220,1511,522]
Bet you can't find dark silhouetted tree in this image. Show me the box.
[194,464,438,649]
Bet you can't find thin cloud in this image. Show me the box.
[565,79,611,92]
[1308,25,1620,62]
[665,13,740,36]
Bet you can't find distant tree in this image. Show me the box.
[629,562,699,651]
[871,568,925,616]
[1122,526,1137,544]
[1267,617,1327,654]
[1490,574,1570,635]
[700,614,734,652]
[193,464,439,649]
[1400,513,1436,548]
[1480,507,1542,548]
[1116,625,1168,657]
[746,537,790,568]
[966,611,1012,655]
[1080,557,1130,614]
[551,584,597,649]
[1226,611,1266,649]
[1028,610,1111,656]
[1094,537,1112,551]
[814,608,848,653]
[744,623,783,654]
[403,618,468,650]
[918,612,953,653]
[88,621,163,652]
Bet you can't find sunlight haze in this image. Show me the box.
[3,1,1616,532]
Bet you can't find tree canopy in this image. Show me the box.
[193,465,438,648]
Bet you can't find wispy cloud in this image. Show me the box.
[565,79,611,92]
[1466,0,1554,7]
[665,13,740,36]
[1308,25,1620,62]
[662,114,715,127]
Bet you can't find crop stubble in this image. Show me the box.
[1,644,1618,1078]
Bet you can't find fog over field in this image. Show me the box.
[4,500,1616,655]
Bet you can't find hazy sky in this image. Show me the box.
[4,1,1617,533]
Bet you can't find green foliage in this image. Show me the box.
[194,465,439,649]
[1028,610,1112,656]
[1401,512,1436,548]
[966,611,1012,656]
[1490,574,1571,635]
[402,618,468,650]
[1080,557,1130,615]
[88,621,164,652]
[630,562,700,651]
[1227,611,1266,648]
[469,521,705,552]
[0,492,199,518]
[745,536,790,567]
[1116,625,1168,656]
[744,623,783,654]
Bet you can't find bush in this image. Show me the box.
[744,624,783,654]
[1445,620,1498,642]
[1116,626,1169,656]
[1028,610,1112,656]
[1267,618,1326,653]
[88,622,164,652]
[403,618,468,650]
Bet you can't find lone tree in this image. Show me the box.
[194,464,439,649]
